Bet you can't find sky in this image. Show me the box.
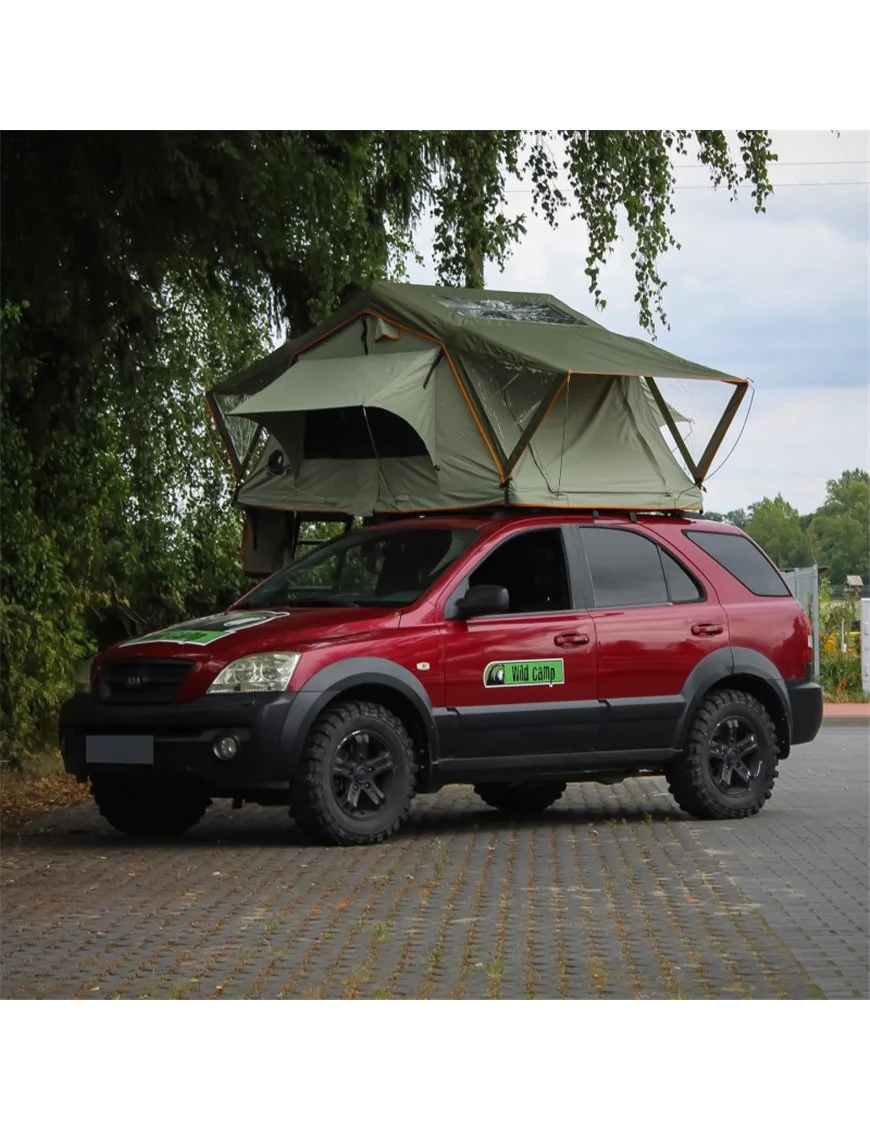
[405,130,870,516]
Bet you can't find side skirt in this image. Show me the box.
[432,749,678,785]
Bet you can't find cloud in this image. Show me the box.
[682,384,870,514]
[407,130,869,512]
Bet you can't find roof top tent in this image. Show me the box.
[207,282,749,574]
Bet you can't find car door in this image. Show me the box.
[441,526,600,758]
[572,524,729,751]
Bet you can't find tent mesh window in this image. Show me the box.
[213,393,259,464]
[303,407,429,460]
[434,297,586,325]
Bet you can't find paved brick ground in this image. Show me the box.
[1,726,867,999]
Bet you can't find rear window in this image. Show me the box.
[684,530,790,597]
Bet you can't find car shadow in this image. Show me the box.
[401,801,687,839]
[2,794,687,854]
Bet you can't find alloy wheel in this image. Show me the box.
[331,729,396,818]
[707,715,762,795]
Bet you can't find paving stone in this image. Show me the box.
[1,725,867,999]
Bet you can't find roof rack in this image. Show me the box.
[366,505,704,523]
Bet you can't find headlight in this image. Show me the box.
[206,652,301,695]
[74,658,94,694]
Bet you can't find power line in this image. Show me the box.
[674,159,869,168]
[674,180,869,189]
[505,181,869,193]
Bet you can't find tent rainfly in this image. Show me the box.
[207,282,749,568]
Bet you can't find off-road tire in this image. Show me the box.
[665,689,780,819]
[474,780,566,814]
[290,700,416,846]
[91,778,211,837]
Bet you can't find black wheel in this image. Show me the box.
[91,778,211,837]
[474,780,566,814]
[665,689,780,819]
[290,700,416,846]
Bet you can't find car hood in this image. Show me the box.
[99,605,401,667]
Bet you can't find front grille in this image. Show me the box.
[98,659,194,704]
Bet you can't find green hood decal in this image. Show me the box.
[121,610,289,648]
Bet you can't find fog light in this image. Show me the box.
[214,735,239,761]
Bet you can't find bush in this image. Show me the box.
[817,579,867,701]
[819,650,867,703]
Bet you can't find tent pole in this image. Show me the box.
[205,390,243,480]
[645,377,701,485]
[238,424,264,479]
[502,372,570,481]
[695,382,750,481]
[450,355,508,476]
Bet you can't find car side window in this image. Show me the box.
[580,527,702,608]
[468,529,570,614]
[660,548,704,603]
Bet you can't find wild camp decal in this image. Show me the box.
[120,610,290,648]
[483,659,564,688]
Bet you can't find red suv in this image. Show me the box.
[60,511,823,845]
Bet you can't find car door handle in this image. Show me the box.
[554,632,590,647]
[691,623,724,637]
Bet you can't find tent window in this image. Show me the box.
[303,407,429,460]
[435,297,586,325]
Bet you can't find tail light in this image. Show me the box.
[800,611,814,664]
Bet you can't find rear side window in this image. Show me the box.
[661,550,704,603]
[580,527,703,608]
[684,530,790,597]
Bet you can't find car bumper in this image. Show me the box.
[59,691,299,794]
[786,679,824,746]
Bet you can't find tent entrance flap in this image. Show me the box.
[230,347,442,466]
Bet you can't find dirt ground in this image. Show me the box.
[0,773,89,833]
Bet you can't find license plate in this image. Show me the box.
[85,735,154,765]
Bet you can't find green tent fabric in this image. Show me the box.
[211,281,746,516]
[232,347,443,467]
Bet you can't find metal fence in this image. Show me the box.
[828,584,870,600]
[783,565,820,680]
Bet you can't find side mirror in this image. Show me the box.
[455,584,509,619]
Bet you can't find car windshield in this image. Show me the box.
[235,525,480,610]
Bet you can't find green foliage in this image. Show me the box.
[744,495,812,569]
[1,130,778,769]
[819,652,866,702]
[525,130,776,331]
[705,508,747,529]
[817,578,866,702]
[807,469,870,587]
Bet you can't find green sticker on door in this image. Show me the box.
[483,659,564,687]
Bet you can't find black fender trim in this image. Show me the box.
[675,647,791,749]
[280,658,439,776]
[672,648,735,747]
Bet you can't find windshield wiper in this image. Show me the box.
[234,596,363,610]
[281,596,362,608]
